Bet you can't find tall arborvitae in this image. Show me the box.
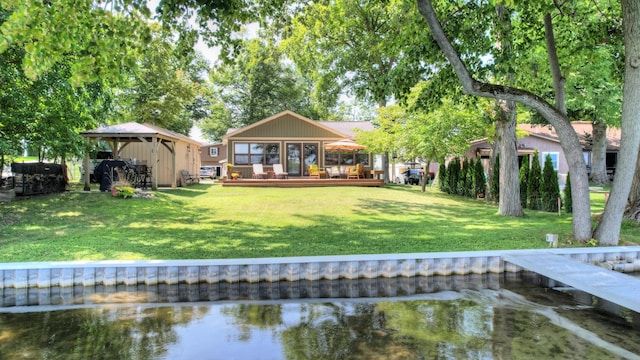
[541,154,560,212]
[563,172,572,213]
[457,158,468,196]
[528,150,543,210]
[490,154,500,202]
[448,158,460,195]
[474,157,486,198]
[438,162,447,192]
[465,158,475,197]
[519,154,529,209]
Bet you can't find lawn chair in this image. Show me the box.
[180,169,199,185]
[252,164,268,179]
[347,164,364,179]
[273,164,288,179]
[308,164,326,178]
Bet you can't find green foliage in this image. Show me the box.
[117,186,136,199]
[457,158,468,196]
[448,158,460,196]
[541,154,560,212]
[490,154,500,203]
[438,162,447,192]
[473,158,486,198]
[203,38,322,139]
[519,155,529,209]
[564,172,573,213]
[528,151,543,210]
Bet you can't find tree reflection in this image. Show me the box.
[0,306,209,359]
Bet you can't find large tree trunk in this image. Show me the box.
[496,100,524,216]
[625,153,640,221]
[590,121,610,185]
[417,0,592,241]
[594,0,640,244]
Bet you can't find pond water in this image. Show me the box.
[0,273,638,360]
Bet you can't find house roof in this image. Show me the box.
[223,110,374,141]
[471,122,621,150]
[519,122,621,150]
[81,122,204,146]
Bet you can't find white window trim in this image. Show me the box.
[541,152,559,171]
[209,147,218,157]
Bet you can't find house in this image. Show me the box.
[467,122,620,185]
[221,110,375,179]
[81,122,204,190]
[200,143,228,178]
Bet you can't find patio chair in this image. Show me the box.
[308,164,326,179]
[252,164,268,179]
[347,164,364,179]
[273,164,288,179]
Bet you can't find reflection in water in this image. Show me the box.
[0,285,639,359]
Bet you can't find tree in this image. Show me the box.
[416,0,608,241]
[564,172,573,213]
[541,154,560,212]
[490,154,500,203]
[203,38,321,139]
[528,151,543,210]
[519,155,529,209]
[474,157,486,198]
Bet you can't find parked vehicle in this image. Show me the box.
[396,168,424,185]
[200,166,215,179]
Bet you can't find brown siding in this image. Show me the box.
[238,115,338,138]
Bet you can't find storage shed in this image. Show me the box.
[81,122,203,190]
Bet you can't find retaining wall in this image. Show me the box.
[0,247,638,289]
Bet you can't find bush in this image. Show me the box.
[541,154,560,212]
[528,150,542,210]
[490,154,500,202]
[473,157,486,198]
[117,186,136,198]
[564,172,572,213]
[519,155,529,209]
[438,162,447,192]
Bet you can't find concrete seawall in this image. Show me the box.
[1,247,638,289]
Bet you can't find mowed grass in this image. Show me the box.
[0,183,637,262]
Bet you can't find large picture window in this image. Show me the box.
[234,143,280,165]
[324,150,369,166]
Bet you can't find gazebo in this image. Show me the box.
[81,122,203,191]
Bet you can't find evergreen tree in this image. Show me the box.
[564,172,573,213]
[438,162,447,192]
[490,154,500,202]
[541,154,560,212]
[448,158,460,195]
[519,155,529,209]
[466,158,475,197]
[528,150,543,210]
[457,158,468,196]
[474,157,486,198]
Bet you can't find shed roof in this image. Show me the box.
[81,122,204,145]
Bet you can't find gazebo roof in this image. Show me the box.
[81,122,203,145]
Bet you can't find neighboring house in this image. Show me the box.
[81,122,203,189]
[200,143,228,178]
[466,122,620,185]
[222,110,374,178]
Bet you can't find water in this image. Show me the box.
[0,273,638,360]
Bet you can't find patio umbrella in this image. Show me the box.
[324,139,366,151]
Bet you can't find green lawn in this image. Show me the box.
[0,183,637,263]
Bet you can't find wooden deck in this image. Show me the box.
[221,178,385,187]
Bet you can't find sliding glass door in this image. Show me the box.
[286,143,319,176]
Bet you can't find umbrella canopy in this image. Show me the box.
[324,139,366,151]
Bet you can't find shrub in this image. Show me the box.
[519,154,529,209]
[490,154,500,202]
[528,150,542,210]
[541,154,560,212]
[564,172,573,213]
[473,157,486,198]
[117,186,136,199]
[438,162,447,192]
